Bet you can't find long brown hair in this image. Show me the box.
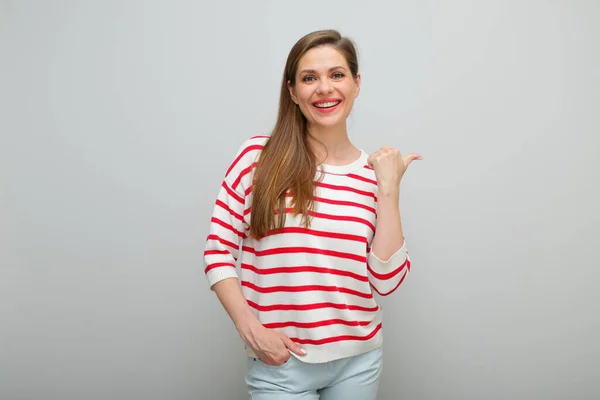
[249,30,360,239]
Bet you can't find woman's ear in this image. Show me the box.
[354,73,361,98]
[287,80,298,104]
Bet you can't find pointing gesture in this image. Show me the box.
[367,147,422,193]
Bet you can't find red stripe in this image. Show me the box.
[245,185,253,197]
[267,227,367,244]
[204,262,235,273]
[308,211,374,232]
[222,181,244,205]
[347,173,377,186]
[247,300,378,313]
[242,246,366,263]
[232,161,258,190]
[371,270,408,296]
[291,323,382,345]
[211,217,245,238]
[241,281,373,299]
[367,258,409,280]
[204,249,229,256]
[315,182,376,199]
[225,144,264,177]
[264,319,372,329]
[206,234,238,251]
[250,135,270,140]
[276,208,374,232]
[313,196,376,214]
[304,209,374,232]
[215,200,244,222]
[241,263,369,282]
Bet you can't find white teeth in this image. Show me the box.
[314,101,340,108]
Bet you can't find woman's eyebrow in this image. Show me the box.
[299,66,347,74]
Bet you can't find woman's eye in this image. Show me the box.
[333,72,345,79]
[302,76,315,82]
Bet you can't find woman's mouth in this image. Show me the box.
[312,100,342,114]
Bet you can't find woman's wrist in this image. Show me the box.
[377,183,400,199]
[235,308,262,339]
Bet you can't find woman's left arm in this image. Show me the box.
[367,147,422,296]
[371,188,404,260]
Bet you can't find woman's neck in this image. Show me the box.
[307,123,360,165]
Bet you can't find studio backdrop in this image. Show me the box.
[1,1,598,399]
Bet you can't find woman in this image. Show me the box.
[204,29,421,399]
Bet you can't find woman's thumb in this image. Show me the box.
[282,335,307,356]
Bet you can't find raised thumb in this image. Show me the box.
[403,153,423,167]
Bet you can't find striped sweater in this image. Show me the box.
[204,136,411,363]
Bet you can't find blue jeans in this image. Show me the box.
[245,346,383,400]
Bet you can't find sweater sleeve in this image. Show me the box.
[203,138,263,289]
[203,178,248,289]
[367,241,411,296]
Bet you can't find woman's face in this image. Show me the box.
[288,45,361,131]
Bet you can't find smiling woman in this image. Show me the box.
[203,29,421,400]
[289,48,360,123]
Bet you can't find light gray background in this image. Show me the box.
[1,1,599,399]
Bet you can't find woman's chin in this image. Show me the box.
[308,116,346,131]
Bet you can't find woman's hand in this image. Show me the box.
[239,320,307,366]
[367,147,422,194]
[211,279,306,366]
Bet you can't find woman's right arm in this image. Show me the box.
[212,277,306,365]
[204,140,306,364]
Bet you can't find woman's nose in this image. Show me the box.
[317,79,333,94]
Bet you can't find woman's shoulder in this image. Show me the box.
[236,135,270,155]
[224,135,270,181]
[231,135,269,163]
